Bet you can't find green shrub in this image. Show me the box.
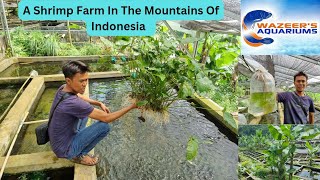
[254,166,270,178]
[58,43,81,56]
[11,27,29,56]
[80,43,102,55]
[42,34,60,56]
[240,160,251,168]
[28,31,44,56]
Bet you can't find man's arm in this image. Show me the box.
[89,103,137,123]
[309,112,314,124]
[309,98,315,124]
[77,93,110,113]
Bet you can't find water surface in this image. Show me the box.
[90,79,238,180]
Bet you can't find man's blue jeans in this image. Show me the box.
[67,118,110,159]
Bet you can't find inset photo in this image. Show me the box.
[239,125,320,180]
[237,55,320,125]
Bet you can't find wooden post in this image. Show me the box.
[192,31,200,58]
[67,21,72,45]
[200,32,208,64]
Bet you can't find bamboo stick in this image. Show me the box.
[0,112,29,178]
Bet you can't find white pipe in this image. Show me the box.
[23,119,48,125]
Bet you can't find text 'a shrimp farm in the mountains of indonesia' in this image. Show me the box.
[23,5,220,31]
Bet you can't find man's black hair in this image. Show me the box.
[294,71,308,81]
[62,60,90,79]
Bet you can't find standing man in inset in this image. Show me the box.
[277,71,315,124]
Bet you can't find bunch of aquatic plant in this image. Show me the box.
[119,28,214,123]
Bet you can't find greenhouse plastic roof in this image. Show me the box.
[239,55,320,92]
[167,0,241,35]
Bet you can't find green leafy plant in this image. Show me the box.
[223,109,237,130]
[186,136,199,161]
[239,128,271,150]
[265,125,320,180]
[305,141,320,178]
[184,33,240,113]
[264,132,288,179]
[305,141,320,167]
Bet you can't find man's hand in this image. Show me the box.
[100,102,110,113]
[130,99,139,109]
[132,103,138,109]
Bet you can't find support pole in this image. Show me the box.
[67,21,72,45]
[192,31,200,58]
[0,0,14,56]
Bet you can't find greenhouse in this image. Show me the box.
[238,55,320,125]
[0,0,241,179]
